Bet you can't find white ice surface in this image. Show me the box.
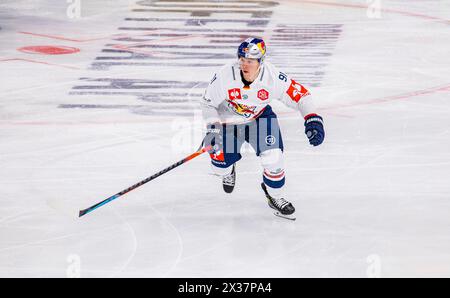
[0,0,449,277]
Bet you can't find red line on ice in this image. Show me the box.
[18,31,120,42]
[0,58,80,69]
[300,0,450,24]
[323,83,450,111]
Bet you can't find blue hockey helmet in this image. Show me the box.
[237,37,266,63]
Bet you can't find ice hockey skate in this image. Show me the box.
[222,164,236,193]
[261,183,296,220]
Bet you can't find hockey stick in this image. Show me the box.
[79,142,211,217]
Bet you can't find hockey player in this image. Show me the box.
[201,37,325,220]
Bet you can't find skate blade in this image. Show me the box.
[273,211,296,221]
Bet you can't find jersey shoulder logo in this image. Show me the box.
[257,89,269,101]
[228,88,242,100]
[286,79,310,103]
[228,101,257,118]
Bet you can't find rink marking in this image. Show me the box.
[0,118,188,126]
[272,83,450,119]
[110,34,206,57]
[0,58,80,70]
[1,82,448,127]
[0,221,125,253]
[324,83,450,111]
[18,46,80,55]
[70,22,341,111]
[0,213,138,278]
[298,0,449,24]
[108,209,138,278]
[18,30,184,45]
[18,31,128,43]
[18,29,247,44]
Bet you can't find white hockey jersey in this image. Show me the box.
[201,61,316,125]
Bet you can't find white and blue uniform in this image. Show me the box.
[201,61,315,125]
[201,60,317,196]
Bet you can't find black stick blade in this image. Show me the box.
[79,209,88,217]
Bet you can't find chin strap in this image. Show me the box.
[252,63,263,82]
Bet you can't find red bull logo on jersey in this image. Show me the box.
[257,89,269,101]
[227,100,257,118]
[286,79,310,103]
[228,88,242,100]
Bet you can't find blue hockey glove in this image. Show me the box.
[304,114,325,146]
